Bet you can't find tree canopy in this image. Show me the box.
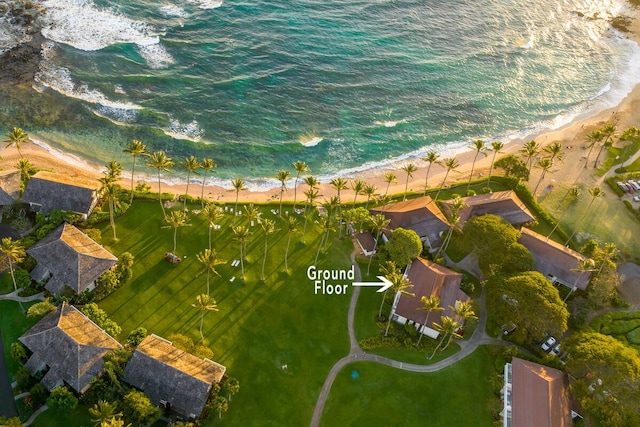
[384,227,422,267]
[494,154,529,182]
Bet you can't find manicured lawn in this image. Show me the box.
[0,300,38,380]
[319,346,497,427]
[97,201,354,426]
[31,405,93,427]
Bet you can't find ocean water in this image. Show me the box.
[0,0,639,189]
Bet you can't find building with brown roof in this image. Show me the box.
[390,257,468,339]
[445,190,535,226]
[124,334,227,419]
[502,357,572,427]
[27,223,118,295]
[0,170,21,206]
[22,171,99,219]
[354,232,377,256]
[370,196,449,250]
[518,228,592,290]
[19,302,122,393]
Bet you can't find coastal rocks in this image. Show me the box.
[0,31,44,85]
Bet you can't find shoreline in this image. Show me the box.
[2,9,640,204]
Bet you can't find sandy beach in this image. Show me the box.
[2,11,640,206]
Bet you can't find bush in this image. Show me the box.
[126,327,147,348]
[29,383,48,407]
[15,366,36,393]
[47,386,78,412]
[83,228,101,241]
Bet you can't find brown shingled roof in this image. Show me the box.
[0,170,21,205]
[449,190,535,225]
[22,171,99,216]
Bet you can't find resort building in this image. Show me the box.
[518,228,592,291]
[389,257,468,338]
[18,302,122,393]
[354,232,377,256]
[446,190,535,226]
[27,223,118,295]
[369,196,449,251]
[22,171,100,219]
[0,170,21,208]
[124,334,227,419]
[502,357,572,427]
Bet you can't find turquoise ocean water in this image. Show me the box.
[1,0,639,189]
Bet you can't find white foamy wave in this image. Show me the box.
[93,105,139,124]
[299,136,323,147]
[159,5,188,18]
[187,0,224,10]
[41,0,159,51]
[136,43,174,69]
[164,119,204,141]
[374,119,407,128]
[0,18,26,54]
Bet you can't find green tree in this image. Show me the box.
[429,315,462,359]
[47,386,78,411]
[10,341,27,363]
[0,417,22,427]
[0,237,25,293]
[416,296,443,346]
[123,139,147,204]
[201,203,224,250]
[434,157,459,200]
[330,177,348,237]
[260,218,278,281]
[243,203,261,227]
[519,139,540,175]
[26,299,55,318]
[224,377,240,401]
[81,303,122,337]
[197,248,226,295]
[543,141,564,163]
[275,169,291,217]
[593,122,616,168]
[584,129,603,169]
[232,225,251,280]
[302,188,319,243]
[436,195,467,258]
[212,395,228,420]
[384,272,414,336]
[182,155,201,209]
[314,216,335,265]
[467,139,487,192]
[200,158,217,208]
[163,210,191,253]
[351,179,366,208]
[146,150,174,217]
[292,160,310,211]
[125,327,147,349]
[100,179,122,241]
[421,150,441,195]
[450,301,477,324]
[89,400,119,427]
[383,172,397,199]
[4,127,29,157]
[486,141,504,189]
[366,213,390,275]
[385,227,422,267]
[16,157,36,194]
[231,178,247,215]
[103,160,123,183]
[304,175,320,190]
[401,163,418,200]
[122,390,160,426]
[532,157,553,196]
[363,183,378,209]
[192,294,218,344]
[284,216,298,271]
[494,154,529,183]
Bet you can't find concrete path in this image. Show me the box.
[0,289,45,303]
[310,248,501,427]
[23,405,48,426]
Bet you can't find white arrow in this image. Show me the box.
[352,276,393,293]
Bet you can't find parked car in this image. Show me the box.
[629,180,640,191]
[617,181,629,192]
[551,344,562,356]
[634,196,640,202]
[541,336,556,351]
[626,183,636,193]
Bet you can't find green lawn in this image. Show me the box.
[97,201,353,426]
[0,300,38,380]
[319,346,498,427]
[30,405,93,427]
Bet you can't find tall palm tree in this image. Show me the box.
[351,179,366,208]
[384,272,414,336]
[163,210,191,253]
[196,248,226,295]
[593,123,616,169]
[275,169,291,217]
[401,163,418,201]
[104,160,123,183]
[16,158,36,194]
[292,160,310,211]
[4,127,29,158]
[314,217,335,265]
[377,260,400,319]
[486,141,504,190]
[231,178,247,215]
[363,183,377,209]
[330,177,348,237]
[232,225,251,280]
[467,139,487,192]
[202,203,224,250]
[416,296,443,346]
[565,186,604,246]
[367,213,391,275]
[533,158,553,195]
[89,400,119,427]
[546,185,581,240]
[200,158,217,207]
[123,139,147,204]
[584,129,603,169]
[146,151,174,217]
[100,180,122,241]
[383,172,397,199]
[434,157,459,200]
[565,259,596,301]
[260,218,278,281]
[243,203,261,227]
[428,315,462,359]
[302,188,319,243]
[421,150,441,195]
[596,242,618,277]
[304,175,320,190]
[284,216,298,271]
[450,301,477,324]
[543,141,564,164]
[435,196,466,258]
[519,140,540,175]
[182,156,201,210]
[191,294,218,344]
[0,237,25,293]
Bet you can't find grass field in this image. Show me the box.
[31,404,93,427]
[0,300,38,379]
[319,346,497,427]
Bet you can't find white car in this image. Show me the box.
[541,336,556,351]
[551,344,561,356]
[634,196,640,202]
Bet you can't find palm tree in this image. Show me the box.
[435,196,466,258]
[351,179,366,208]
[4,127,29,157]
[16,158,36,194]
[232,225,251,280]
[384,272,414,336]
[486,141,504,190]
[302,188,319,243]
[163,210,191,253]
[596,242,618,277]
[191,294,218,344]
[428,315,462,359]
[421,150,441,195]
[182,156,201,210]
[0,237,25,293]
[383,172,397,198]
[89,400,119,427]
[100,180,122,241]
[584,130,603,169]
[284,216,298,271]
[201,203,224,250]
[275,169,291,217]
[593,123,616,168]
[467,139,487,192]
[260,218,278,281]
[546,185,581,240]
[363,183,377,209]
[231,178,247,214]
[533,158,553,195]
[450,301,477,324]
[146,151,174,217]
[197,248,226,295]
[519,140,540,175]
[330,177,348,237]
[565,186,604,246]
[199,158,217,208]
[377,260,400,319]
[434,157,459,200]
[367,213,391,275]
[314,217,335,265]
[304,175,320,190]
[565,259,596,301]
[401,163,418,200]
[292,160,310,211]
[543,141,564,164]
[416,296,443,346]
[123,139,147,205]
[104,160,123,183]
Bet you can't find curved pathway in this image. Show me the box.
[0,289,44,303]
[310,249,500,427]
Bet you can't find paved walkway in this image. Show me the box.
[0,289,45,303]
[23,405,48,426]
[309,248,501,427]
